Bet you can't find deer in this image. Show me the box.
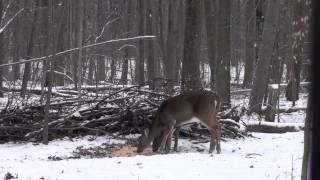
[137,90,222,154]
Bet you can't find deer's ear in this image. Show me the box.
[143,129,149,137]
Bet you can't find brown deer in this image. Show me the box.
[137,90,222,154]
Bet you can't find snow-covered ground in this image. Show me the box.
[0,82,308,180]
[0,131,303,180]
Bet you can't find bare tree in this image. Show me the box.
[216,0,231,106]
[0,0,4,97]
[163,0,179,93]
[285,0,307,105]
[249,0,280,112]
[95,0,106,82]
[75,0,84,90]
[301,93,311,180]
[43,0,55,145]
[135,0,145,85]
[145,0,156,89]
[120,1,133,85]
[231,0,241,84]
[21,0,39,98]
[204,0,217,90]
[11,0,23,81]
[243,0,256,88]
[181,0,202,91]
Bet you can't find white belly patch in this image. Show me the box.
[179,117,209,128]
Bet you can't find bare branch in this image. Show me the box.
[1,0,12,26]
[0,35,156,67]
[0,8,24,34]
[95,16,122,43]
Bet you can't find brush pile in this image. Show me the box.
[0,85,246,143]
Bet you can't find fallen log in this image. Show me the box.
[246,121,304,133]
[277,107,307,113]
[2,87,74,97]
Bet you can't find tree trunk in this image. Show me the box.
[21,0,39,98]
[270,31,281,84]
[11,0,22,81]
[120,1,132,85]
[216,0,231,106]
[39,0,49,104]
[0,1,3,97]
[286,0,306,104]
[54,4,68,86]
[181,0,202,91]
[243,0,256,88]
[163,0,178,93]
[152,0,162,90]
[43,0,55,145]
[135,0,145,85]
[109,46,117,83]
[70,0,80,87]
[231,0,241,84]
[175,1,185,82]
[301,93,311,180]
[146,0,155,90]
[95,0,106,82]
[249,0,280,113]
[204,0,216,90]
[75,0,84,90]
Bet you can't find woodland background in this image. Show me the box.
[0,0,313,179]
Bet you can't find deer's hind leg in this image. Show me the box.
[159,119,176,153]
[164,129,173,153]
[215,123,221,154]
[208,128,217,153]
[173,127,181,151]
[152,129,164,152]
[208,122,221,154]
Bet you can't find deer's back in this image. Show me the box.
[159,90,219,125]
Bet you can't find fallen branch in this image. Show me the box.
[246,121,304,133]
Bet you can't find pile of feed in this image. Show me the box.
[112,145,154,157]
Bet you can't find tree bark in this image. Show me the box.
[146,0,155,90]
[21,0,39,98]
[120,1,133,85]
[286,0,306,104]
[54,3,68,86]
[301,93,311,180]
[181,0,202,91]
[135,0,145,85]
[216,0,231,106]
[95,0,106,82]
[75,0,84,90]
[0,0,4,97]
[243,0,256,88]
[204,0,216,90]
[249,0,280,113]
[163,0,178,93]
[43,0,55,145]
[231,0,241,83]
[11,0,22,81]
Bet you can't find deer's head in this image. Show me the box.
[137,129,149,153]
